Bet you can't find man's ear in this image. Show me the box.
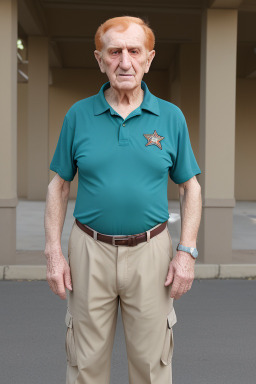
[144,50,155,73]
[94,50,106,73]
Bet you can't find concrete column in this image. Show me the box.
[27,36,49,200]
[198,9,237,263]
[0,0,18,265]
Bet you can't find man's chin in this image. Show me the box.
[115,77,139,89]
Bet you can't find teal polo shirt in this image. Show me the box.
[50,81,201,235]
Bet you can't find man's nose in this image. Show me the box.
[119,50,132,70]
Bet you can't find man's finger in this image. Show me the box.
[64,267,73,291]
[184,283,191,293]
[164,263,174,286]
[174,282,187,299]
[169,275,180,299]
[51,276,66,300]
[172,280,192,299]
[47,279,56,294]
[56,283,66,300]
[47,276,57,294]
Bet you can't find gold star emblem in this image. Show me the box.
[143,130,165,150]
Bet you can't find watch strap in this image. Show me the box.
[176,243,198,258]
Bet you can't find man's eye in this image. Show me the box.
[130,50,138,54]
[112,51,119,55]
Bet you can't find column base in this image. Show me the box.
[0,206,16,265]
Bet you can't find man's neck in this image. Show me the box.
[104,85,144,111]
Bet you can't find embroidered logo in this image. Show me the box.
[143,130,164,150]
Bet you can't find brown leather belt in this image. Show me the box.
[75,219,168,247]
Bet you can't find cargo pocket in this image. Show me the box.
[160,308,177,365]
[65,308,77,366]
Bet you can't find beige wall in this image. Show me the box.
[168,44,201,200]
[17,65,256,201]
[179,44,201,157]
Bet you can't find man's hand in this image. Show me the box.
[164,251,195,300]
[45,247,72,300]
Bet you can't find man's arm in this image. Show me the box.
[44,174,72,300]
[164,175,202,300]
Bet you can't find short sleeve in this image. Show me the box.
[50,115,77,181]
[169,113,201,184]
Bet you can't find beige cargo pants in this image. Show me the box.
[65,220,177,384]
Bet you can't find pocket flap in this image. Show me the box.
[65,308,73,328]
[167,308,177,329]
[161,308,177,366]
[65,308,77,366]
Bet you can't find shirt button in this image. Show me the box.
[122,123,125,127]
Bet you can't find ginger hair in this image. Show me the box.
[94,16,155,51]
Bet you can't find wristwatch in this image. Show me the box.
[176,243,198,259]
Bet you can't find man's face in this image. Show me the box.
[94,23,155,91]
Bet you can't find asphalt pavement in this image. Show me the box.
[1,279,255,384]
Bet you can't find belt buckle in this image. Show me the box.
[112,236,130,246]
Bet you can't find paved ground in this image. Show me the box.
[1,279,255,384]
[16,199,256,264]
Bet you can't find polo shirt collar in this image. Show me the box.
[93,81,160,116]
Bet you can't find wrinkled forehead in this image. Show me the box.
[101,23,147,50]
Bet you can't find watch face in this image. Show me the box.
[190,248,198,257]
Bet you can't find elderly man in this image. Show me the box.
[44,16,202,384]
